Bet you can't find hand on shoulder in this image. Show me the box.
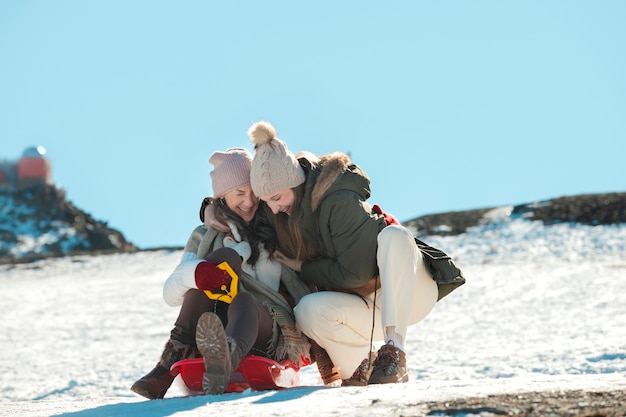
[201,198,231,233]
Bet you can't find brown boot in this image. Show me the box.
[226,336,244,371]
[367,342,408,385]
[309,339,341,386]
[196,312,231,395]
[131,339,193,399]
[341,351,376,386]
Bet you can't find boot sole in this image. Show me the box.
[196,312,231,395]
[130,382,162,400]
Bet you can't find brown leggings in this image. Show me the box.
[169,248,274,358]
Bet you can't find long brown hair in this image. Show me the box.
[213,199,277,265]
[272,183,319,262]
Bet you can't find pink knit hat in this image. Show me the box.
[209,148,253,198]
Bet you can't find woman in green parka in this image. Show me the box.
[247,121,465,386]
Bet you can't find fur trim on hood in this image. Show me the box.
[308,152,353,212]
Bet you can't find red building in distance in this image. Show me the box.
[0,146,52,189]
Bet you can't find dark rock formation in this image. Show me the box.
[512,192,626,226]
[405,192,626,237]
[0,184,137,263]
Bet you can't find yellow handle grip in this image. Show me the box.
[203,261,239,304]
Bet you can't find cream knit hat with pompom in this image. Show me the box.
[248,121,306,196]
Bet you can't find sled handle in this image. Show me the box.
[203,261,239,304]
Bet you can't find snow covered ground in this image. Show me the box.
[1,213,625,417]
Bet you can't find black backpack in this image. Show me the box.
[415,238,466,301]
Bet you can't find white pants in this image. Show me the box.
[294,225,439,379]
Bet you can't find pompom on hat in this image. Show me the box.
[248,121,306,196]
[209,148,253,198]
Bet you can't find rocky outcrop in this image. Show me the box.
[512,192,626,225]
[0,184,137,263]
[405,192,626,237]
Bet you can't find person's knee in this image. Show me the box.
[294,294,321,334]
[378,224,412,245]
[183,288,208,304]
[204,247,243,274]
[230,291,255,310]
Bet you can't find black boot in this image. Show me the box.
[131,339,193,399]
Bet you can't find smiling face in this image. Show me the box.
[260,188,296,215]
[222,185,259,223]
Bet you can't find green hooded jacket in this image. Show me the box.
[291,152,465,300]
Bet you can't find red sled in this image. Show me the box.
[170,355,301,395]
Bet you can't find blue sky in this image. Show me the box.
[1,1,625,249]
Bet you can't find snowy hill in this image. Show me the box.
[0,184,137,264]
[1,196,625,417]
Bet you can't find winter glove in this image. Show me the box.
[372,204,400,226]
[223,236,252,263]
[194,261,233,292]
